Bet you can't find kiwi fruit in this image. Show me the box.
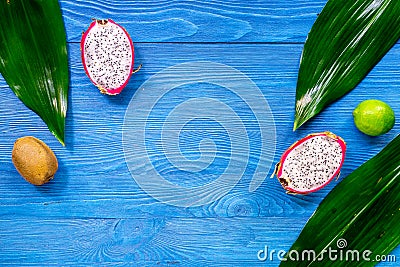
[12,136,58,185]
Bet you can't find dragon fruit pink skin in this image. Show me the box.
[273,132,346,194]
[81,19,135,95]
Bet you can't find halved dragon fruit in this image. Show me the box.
[273,132,346,194]
[81,19,135,95]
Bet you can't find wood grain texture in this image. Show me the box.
[1,217,304,264]
[1,0,399,265]
[0,217,398,265]
[60,0,325,43]
[1,43,399,219]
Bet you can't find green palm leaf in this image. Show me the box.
[0,0,69,145]
[294,0,400,130]
[280,134,400,266]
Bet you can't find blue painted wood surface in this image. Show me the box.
[0,0,399,266]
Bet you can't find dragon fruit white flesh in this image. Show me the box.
[81,19,135,95]
[273,132,346,194]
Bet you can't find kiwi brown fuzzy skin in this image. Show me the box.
[12,136,58,185]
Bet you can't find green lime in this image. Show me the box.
[353,99,395,136]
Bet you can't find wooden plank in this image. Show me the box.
[0,43,399,220]
[0,217,398,265]
[60,0,325,43]
[0,217,305,265]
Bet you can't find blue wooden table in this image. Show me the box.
[0,1,399,266]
